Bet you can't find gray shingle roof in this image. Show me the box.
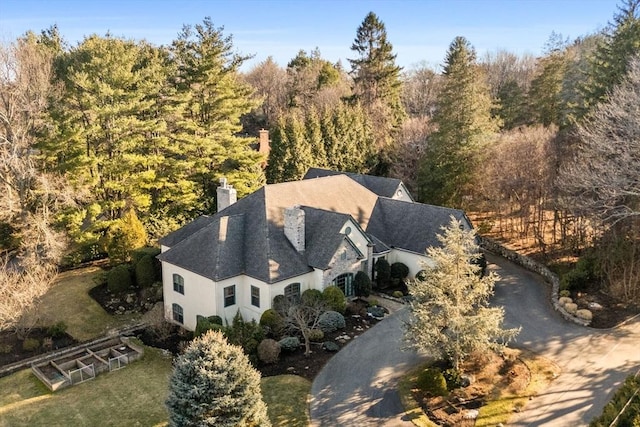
[159,171,468,284]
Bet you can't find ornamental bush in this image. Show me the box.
[135,254,157,288]
[416,367,448,397]
[259,309,284,338]
[257,339,281,364]
[107,264,132,293]
[353,271,372,297]
[301,289,323,305]
[278,336,300,352]
[307,328,325,342]
[318,311,346,333]
[166,330,271,427]
[322,286,346,313]
[375,259,391,289]
[390,262,410,280]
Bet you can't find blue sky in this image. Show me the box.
[0,0,619,71]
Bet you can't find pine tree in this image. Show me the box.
[403,216,520,371]
[166,330,271,427]
[170,17,265,211]
[418,36,499,207]
[580,0,640,114]
[305,107,327,167]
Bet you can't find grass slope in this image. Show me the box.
[35,267,142,342]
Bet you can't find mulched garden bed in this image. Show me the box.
[0,328,77,368]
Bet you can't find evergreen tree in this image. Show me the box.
[170,17,265,211]
[349,12,406,132]
[528,40,568,127]
[418,37,499,207]
[580,0,640,114]
[166,330,270,427]
[305,107,327,167]
[265,112,313,183]
[403,217,520,371]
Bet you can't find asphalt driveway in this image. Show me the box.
[310,253,640,426]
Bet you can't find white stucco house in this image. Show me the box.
[157,168,472,330]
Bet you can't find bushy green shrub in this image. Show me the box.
[375,259,391,289]
[257,338,281,364]
[208,315,223,325]
[559,289,571,298]
[135,254,157,288]
[443,368,463,390]
[224,311,265,362]
[415,269,428,281]
[318,311,346,333]
[561,252,598,292]
[390,262,410,280]
[106,209,147,264]
[272,294,287,315]
[590,375,640,427]
[416,367,448,396]
[308,328,325,342]
[278,336,301,352]
[301,289,323,305]
[107,264,132,293]
[195,315,224,337]
[353,271,372,297]
[131,246,161,265]
[322,286,346,313]
[47,321,67,338]
[260,309,285,338]
[392,290,404,298]
[22,338,40,352]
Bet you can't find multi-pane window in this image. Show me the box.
[332,273,354,297]
[224,285,236,307]
[173,274,184,294]
[172,303,184,324]
[284,283,301,303]
[251,286,260,307]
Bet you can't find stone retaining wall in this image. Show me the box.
[478,236,590,327]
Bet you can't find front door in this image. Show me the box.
[333,273,354,297]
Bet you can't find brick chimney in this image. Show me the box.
[216,177,237,212]
[284,206,305,252]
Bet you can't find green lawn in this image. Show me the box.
[36,267,142,342]
[262,375,311,427]
[0,267,311,426]
[0,343,172,427]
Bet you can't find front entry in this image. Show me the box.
[332,273,354,297]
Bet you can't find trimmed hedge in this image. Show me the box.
[107,264,132,293]
[135,254,157,288]
[318,311,346,333]
[322,286,346,313]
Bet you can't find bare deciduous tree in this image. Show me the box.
[559,56,640,224]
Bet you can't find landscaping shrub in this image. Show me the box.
[390,262,410,280]
[195,315,224,337]
[131,246,161,265]
[415,269,428,281]
[561,252,598,292]
[208,315,223,325]
[279,336,301,352]
[107,264,132,293]
[589,375,640,427]
[416,367,448,397]
[318,311,346,333]
[308,328,325,342]
[135,254,157,288]
[368,298,379,307]
[375,258,391,289]
[259,309,284,337]
[301,289,323,305]
[257,338,281,364]
[443,368,463,390]
[224,311,264,362]
[22,338,40,352]
[559,289,571,298]
[272,294,287,315]
[353,271,372,297]
[47,321,67,338]
[392,290,404,298]
[367,305,386,318]
[322,286,346,313]
[323,341,340,352]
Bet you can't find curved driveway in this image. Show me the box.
[310,253,640,426]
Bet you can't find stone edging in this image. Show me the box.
[478,236,591,327]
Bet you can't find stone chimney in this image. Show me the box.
[216,177,237,212]
[284,206,305,252]
[258,129,270,155]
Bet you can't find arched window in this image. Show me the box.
[332,273,354,297]
[284,283,301,303]
[172,303,184,324]
[173,274,184,294]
